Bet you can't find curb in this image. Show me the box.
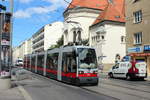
[18,86,32,100]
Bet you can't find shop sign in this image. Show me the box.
[1,39,10,46]
[144,45,150,51]
[128,46,143,53]
[130,53,150,57]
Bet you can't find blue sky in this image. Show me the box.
[1,0,71,47]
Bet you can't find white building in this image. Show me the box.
[90,0,126,67]
[13,21,63,61]
[63,0,126,70]
[13,38,32,64]
[63,0,108,45]
[32,22,64,53]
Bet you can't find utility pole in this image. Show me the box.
[0,0,12,91]
[0,3,6,72]
[9,0,13,68]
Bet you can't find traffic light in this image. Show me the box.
[0,4,6,11]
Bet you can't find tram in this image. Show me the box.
[23,45,99,85]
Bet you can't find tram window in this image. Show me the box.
[52,53,58,70]
[46,53,58,70]
[37,55,44,68]
[62,52,77,73]
[46,54,53,69]
[31,56,36,67]
[27,57,30,67]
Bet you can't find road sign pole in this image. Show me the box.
[9,0,13,68]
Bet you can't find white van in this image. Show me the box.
[108,61,147,80]
[15,59,23,66]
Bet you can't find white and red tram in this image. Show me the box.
[23,46,99,85]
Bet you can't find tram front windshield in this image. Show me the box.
[78,48,97,69]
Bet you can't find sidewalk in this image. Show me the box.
[0,83,25,100]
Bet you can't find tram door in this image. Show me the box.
[57,50,62,81]
[31,55,36,72]
[61,51,77,82]
[37,54,44,75]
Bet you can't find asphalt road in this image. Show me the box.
[83,72,150,100]
[17,72,118,100]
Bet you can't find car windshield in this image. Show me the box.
[78,48,97,69]
[18,60,23,62]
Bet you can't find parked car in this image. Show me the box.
[108,61,147,80]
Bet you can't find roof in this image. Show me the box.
[67,0,108,10]
[93,0,125,25]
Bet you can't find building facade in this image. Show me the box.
[63,0,108,45]
[64,0,126,71]
[13,38,32,64]
[13,21,64,62]
[32,22,64,53]
[90,0,126,70]
[126,0,150,75]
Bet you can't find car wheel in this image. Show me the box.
[109,73,113,78]
[126,74,131,80]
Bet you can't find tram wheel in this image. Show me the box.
[75,79,80,86]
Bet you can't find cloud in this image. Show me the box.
[14,0,71,18]
[43,0,72,7]
[14,6,49,18]
[14,10,31,18]
[18,0,33,4]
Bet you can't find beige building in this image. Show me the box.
[13,38,32,64]
[126,0,150,75]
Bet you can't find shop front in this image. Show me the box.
[128,45,150,76]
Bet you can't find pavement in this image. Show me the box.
[81,72,150,100]
[0,84,25,100]
[0,69,150,100]
[0,68,31,100]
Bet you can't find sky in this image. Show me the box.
[1,0,71,47]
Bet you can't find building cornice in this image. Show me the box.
[64,7,102,18]
[90,20,125,29]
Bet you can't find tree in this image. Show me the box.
[49,35,64,49]
[82,39,89,46]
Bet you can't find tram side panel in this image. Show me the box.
[45,52,59,80]
[31,55,36,73]
[26,56,30,71]
[23,57,27,69]
[37,54,44,75]
[61,51,77,83]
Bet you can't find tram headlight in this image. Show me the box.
[79,71,84,74]
[93,70,98,74]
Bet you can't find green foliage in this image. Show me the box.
[82,39,89,46]
[49,35,64,49]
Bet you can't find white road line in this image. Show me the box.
[18,86,32,100]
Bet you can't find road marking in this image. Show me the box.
[18,86,32,100]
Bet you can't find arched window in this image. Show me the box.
[73,31,76,43]
[77,30,81,42]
